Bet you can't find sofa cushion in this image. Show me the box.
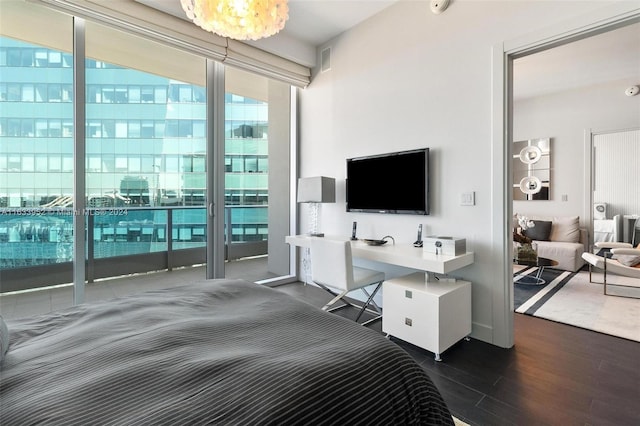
[523,220,552,241]
[549,216,580,243]
[613,254,640,267]
[534,240,585,272]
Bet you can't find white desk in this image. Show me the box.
[287,235,474,361]
[285,235,474,274]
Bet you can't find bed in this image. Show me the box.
[0,279,454,425]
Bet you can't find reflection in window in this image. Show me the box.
[7,83,19,100]
[22,84,34,101]
[129,86,140,103]
[49,156,61,171]
[115,121,127,138]
[8,119,19,136]
[21,119,34,136]
[35,84,46,102]
[128,121,140,138]
[62,156,73,172]
[48,84,61,102]
[115,157,127,171]
[49,120,61,137]
[165,156,179,173]
[1,31,279,259]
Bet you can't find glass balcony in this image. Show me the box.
[0,205,268,293]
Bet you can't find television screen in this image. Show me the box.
[346,148,429,215]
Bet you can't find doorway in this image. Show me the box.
[492,8,640,348]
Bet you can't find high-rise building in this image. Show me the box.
[0,36,269,270]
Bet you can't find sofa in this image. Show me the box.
[516,215,587,272]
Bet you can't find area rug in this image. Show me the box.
[513,266,640,342]
[453,416,470,426]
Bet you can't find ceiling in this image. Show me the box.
[513,21,640,100]
[135,0,399,47]
[136,1,639,99]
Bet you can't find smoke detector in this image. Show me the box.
[430,0,450,15]
[625,85,639,96]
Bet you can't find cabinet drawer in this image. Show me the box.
[383,282,438,323]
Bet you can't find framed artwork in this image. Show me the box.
[513,138,551,201]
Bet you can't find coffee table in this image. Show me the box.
[514,257,558,285]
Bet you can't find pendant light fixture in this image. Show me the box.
[181,0,289,41]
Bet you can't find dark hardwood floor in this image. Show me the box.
[275,282,640,426]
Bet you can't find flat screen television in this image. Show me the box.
[346,148,430,215]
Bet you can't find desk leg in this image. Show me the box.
[301,247,311,285]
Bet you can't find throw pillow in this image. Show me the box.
[0,315,9,363]
[549,216,580,243]
[613,254,640,267]
[522,220,552,241]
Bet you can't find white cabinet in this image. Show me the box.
[382,272,471,361]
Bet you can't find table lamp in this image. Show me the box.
[297,176,336,237]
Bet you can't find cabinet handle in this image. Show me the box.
[405,318,412,326]
[405,290,412,299]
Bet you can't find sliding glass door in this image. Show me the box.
[0,0,294,310]
[84,21,208,284]
[224,69,292,282]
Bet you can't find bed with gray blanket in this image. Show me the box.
[0,279,453,425]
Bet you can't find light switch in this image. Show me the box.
[461,191,475,206]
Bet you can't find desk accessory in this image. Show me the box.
[363,239,387,246]
[363,235,395,246]
[424,236,466,256]
[413,224,423,247]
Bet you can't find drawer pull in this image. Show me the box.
[405,290,412,299]
[405,318,412,326]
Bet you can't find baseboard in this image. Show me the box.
[470,322,493,344]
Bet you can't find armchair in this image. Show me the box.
[581,242,640,298]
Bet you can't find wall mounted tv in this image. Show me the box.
[346,148,430,215]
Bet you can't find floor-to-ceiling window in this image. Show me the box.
[0,0,293,309]
[0,1,74,296]
[225,68,291,281]
[85,20,207,277]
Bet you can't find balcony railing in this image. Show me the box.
[0,206,267,293]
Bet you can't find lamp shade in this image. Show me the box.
[297,176,336,203]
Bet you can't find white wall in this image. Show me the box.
[513,79,640,223]
[297,0,636,346]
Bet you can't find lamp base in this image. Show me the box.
[307,232,325,237]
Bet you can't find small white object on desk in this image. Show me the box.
[423,236,466,256]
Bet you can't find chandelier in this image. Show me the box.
[180,0,289,41]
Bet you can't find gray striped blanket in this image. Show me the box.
[1,279,453,425]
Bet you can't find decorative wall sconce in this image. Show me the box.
[513,138,551,201]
